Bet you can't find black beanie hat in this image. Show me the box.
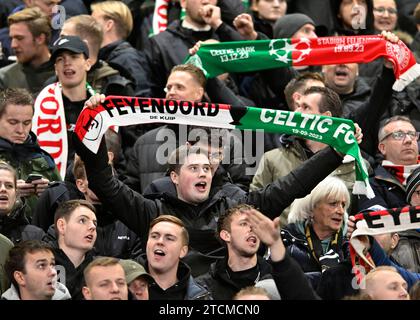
[273,13,315,39]
[406,167,420,203]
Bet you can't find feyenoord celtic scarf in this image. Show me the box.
[74,96,374,198]
[350,206,420,283]
[185,36,420,91]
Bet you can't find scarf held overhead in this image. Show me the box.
[185,36,420,91]
[74,96,373,198]
[350,206,420,282]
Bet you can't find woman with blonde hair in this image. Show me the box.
[282,176,349,288]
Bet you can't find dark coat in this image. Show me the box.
[98,40,151,97]
[51,244,94,300]
[195,255,274,300]
[340,77,371,118]
[147,260,212,300]
[356,165,408,212]
[281,223,347,289]
[0,201,45,244]
[146,20,242,97]
[75,131,344,277]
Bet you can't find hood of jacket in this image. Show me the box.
[1,282,71,300]
[0,200,29,231]
[0,132,55,167]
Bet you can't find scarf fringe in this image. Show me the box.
[353,180,375,199]
[392,63,420,92]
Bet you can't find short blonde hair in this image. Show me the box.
[84,257,123,286]
[362,266,402,296]
[91,1,133,39]
[64,15,103,56]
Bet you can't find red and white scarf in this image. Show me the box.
[32,83,67,179]
[152,0,171,35]
[382,160,420,185]
[350,206,420,283]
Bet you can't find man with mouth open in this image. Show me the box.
[142,215,211,300]
[51,199,97,300]
[75,87,361,278]
[196,204,318,300]
[2,240,71,300]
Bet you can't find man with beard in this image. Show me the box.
[0,7,54,95]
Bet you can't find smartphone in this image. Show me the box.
[25,174,43,183]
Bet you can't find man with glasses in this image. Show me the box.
[357,115,420,211]
[373,0,398,32]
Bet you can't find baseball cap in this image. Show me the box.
[50,35,89,62]
[119,259,154,284]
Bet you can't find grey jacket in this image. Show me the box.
[1,282,71,300]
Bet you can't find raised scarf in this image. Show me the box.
[74,96,374,198]
[185,36,420,91]
[350,206,420,284]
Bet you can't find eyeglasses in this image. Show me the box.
[373,7,397,15]
[380,130,420,142]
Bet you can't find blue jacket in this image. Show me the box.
[369,238,420,289]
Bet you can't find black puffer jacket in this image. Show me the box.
[340,77,371,118]
[356,165,408,212]
[98,40,151,97]
[75,131,344,277]
[0,201,45,244]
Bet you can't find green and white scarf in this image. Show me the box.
[74,96,374,198]
[185,36,420,91]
